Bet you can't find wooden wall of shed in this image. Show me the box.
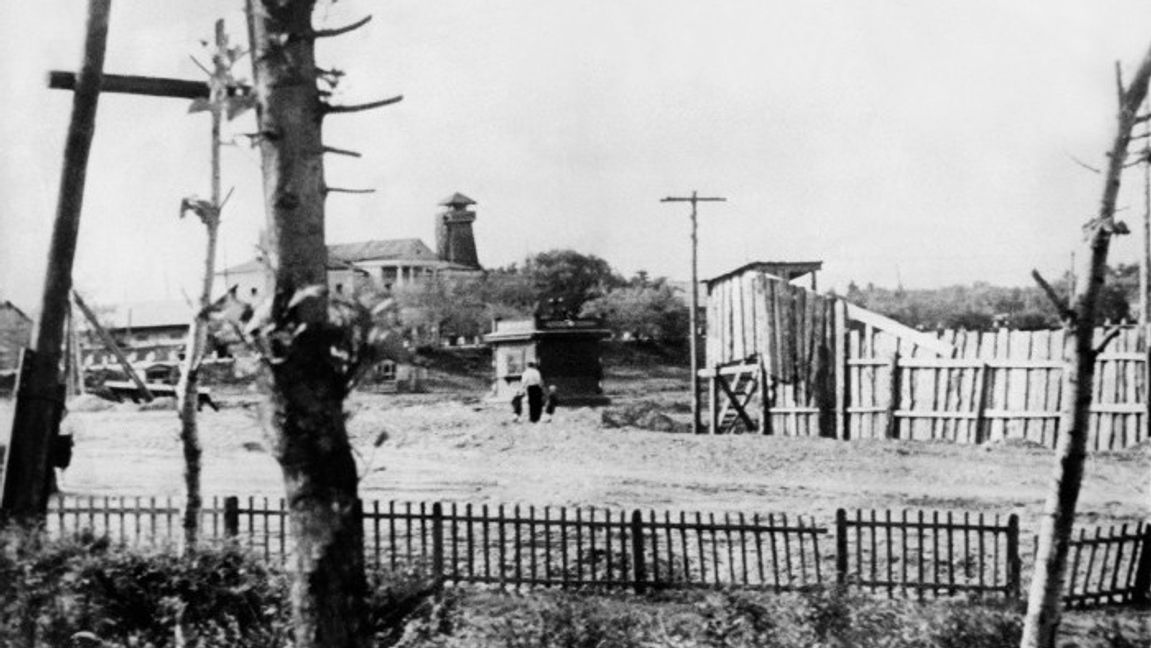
[705,269,1149,449]
[706,271,837,437]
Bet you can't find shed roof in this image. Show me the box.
[705,261,823,286]
[99,301,192,330]
[0,300,31,322]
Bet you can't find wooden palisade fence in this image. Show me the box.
[703,268,1150,449]
[45,495,1151,608]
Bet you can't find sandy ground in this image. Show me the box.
[5,382,1142,533]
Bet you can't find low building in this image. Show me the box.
[0,300,32,372]
[485,316,611,406]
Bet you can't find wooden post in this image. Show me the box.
[708,369,719,434]
[72,291,153,401]
[973,362,992,444]
[223,496,240,538]
[1,0,112,521]
[835,508,848,587]
[432,502,445,588]
[630,509,646,593]
[1007,514,1022,600]
[760,360,774,435]
[885,352,902,440]
[834,299,848,440]
[1133,524,1151,604]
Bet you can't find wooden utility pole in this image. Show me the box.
[4,4,255,520]
[661,191,726,435]
[1140,96,1151,325]
[1022,49,1151,648]
[1,0,111,520]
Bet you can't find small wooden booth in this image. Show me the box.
[485,316,611,405]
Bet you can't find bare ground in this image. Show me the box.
[5,364,1141,534]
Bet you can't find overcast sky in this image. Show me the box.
[3,1,1151,311]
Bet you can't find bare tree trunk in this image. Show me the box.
[245,1,369,646]
[176,20,227,551]
[1021,45,1151,648]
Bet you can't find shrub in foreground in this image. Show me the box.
[0,528,440,647]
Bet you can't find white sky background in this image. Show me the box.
[3,1,1151,311]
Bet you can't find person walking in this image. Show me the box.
[521,361,545,423]
[544,385,559,422]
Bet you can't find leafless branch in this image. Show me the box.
[1116,60,1126,106]
[219,186,236,212]
[189,54,212,77]
[323,95,403,114]
[321,145,363,158]
[326,186,376,195]
[1068,154,1102,174]
[310,15,372,39]
[1031,269,1075,322]
[1093,325,1124,355]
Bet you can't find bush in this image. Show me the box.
[0,527,443,647]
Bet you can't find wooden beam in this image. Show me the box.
[844,303,955,357]
[48,70,251,100]
[717,373,758,432]
[72,291,153,402]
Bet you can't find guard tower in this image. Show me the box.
[436,192,480,269]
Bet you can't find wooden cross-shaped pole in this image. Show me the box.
[1,0,240,520]
[661,191,726,435]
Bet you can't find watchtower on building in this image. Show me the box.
[436,192,480,269]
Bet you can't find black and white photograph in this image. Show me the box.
[0,1,1149,646]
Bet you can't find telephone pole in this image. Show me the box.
[661,191,726,435]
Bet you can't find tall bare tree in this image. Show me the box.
[244,1,400,645]
[175,19,245,549]
[1021,45,1151,648]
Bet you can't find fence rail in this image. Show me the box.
[44,496,1151,608]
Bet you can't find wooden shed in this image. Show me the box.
[702,262,1149,450]
[485,316,611,405]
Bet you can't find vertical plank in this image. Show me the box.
[769,513,782,591]
[885,352,902,439]
[561,506,569,585]
[543,506,551,583]
[528,505,537,584]
[738,512,749,585]
[781,512,794,589]
[917,510,926,601]
[498,504,507,584]
[834,299,849,440]
[466,503,475,579]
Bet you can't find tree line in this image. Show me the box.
[393,249,690,344]
[396,249,1145,344]
[839,263,1141,331]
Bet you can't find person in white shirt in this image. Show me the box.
[520,361,545,423]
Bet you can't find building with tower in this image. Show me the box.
[220,192,484,300]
